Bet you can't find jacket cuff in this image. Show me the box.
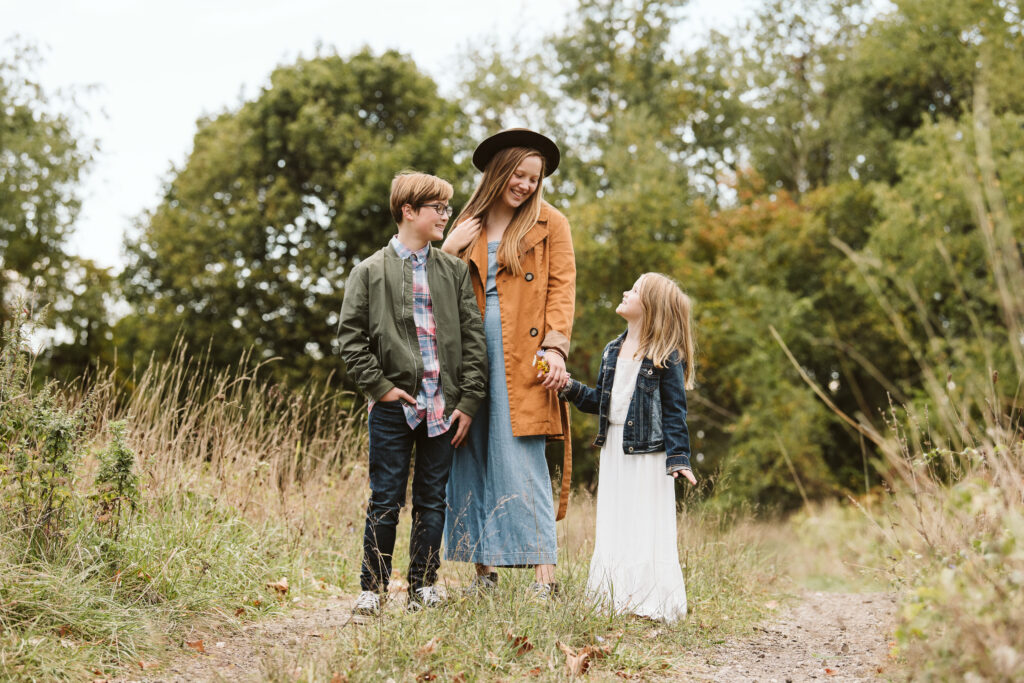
[368,379,395,402]
[666,454,691,471]
[541,329,570,359]
[454,396,481,420]
[559,378,583,402]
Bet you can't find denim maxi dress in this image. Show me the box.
[444,240,558,566]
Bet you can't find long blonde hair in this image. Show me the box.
[636,273,696,389]
[454,147,546,277]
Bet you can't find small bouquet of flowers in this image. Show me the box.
[532,349,550,375]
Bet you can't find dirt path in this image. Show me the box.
[141,594,357,683]
[141,591,897,682]
[681,591,898,681]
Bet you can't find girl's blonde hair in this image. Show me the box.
[454,146,545,277]
[636,273,696,389]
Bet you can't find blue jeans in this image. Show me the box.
[360,400,454,593]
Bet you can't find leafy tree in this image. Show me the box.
[119,49,468,384]
[0,41,96,327]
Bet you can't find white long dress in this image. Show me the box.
[586,356,688,623]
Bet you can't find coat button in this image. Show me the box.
[627,420,633,426]
[530,328,538,337]
[525,272,534,281]
[647,369,653,375]
[628,447,634,452]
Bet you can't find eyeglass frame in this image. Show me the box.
[415,202,454,218]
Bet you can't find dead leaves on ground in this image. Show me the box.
[416,636,441,657]
[185,639,206,654]
[265,577,289,595]
[557,640,612,677]
[506,631,534,656]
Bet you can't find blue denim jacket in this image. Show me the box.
[560,331,691,472]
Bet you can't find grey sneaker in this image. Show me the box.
[528,582,560,601]
[353,590,382,616]
[407,585,445,612]
[464,571,499,595]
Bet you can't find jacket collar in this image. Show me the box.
[606,329,627,356]
[384,241,436,261]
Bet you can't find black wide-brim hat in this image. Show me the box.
[472,128,560,176]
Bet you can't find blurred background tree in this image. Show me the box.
[117,49,470,386]
[0,39,115,381]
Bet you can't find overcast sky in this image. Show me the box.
[4,0,753,270]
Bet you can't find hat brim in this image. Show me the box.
[472,128,560,176]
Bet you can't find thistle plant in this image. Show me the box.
[91,420,140,541]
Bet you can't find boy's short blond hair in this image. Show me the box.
[390,172,454,223]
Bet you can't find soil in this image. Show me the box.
[680,591,899,682]
[137,590,897,682]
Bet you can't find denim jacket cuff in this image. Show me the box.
[666,454,691,472]
[559,378,582,402]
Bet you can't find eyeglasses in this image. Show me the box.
[417,203,454,218]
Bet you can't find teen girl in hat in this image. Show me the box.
[442,128,575,596]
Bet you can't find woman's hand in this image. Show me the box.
[441,217,482,255]
[540,351,567,390]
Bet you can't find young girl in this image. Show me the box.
[559,273,697,623]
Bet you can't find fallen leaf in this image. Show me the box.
[557,641,611,677]
[185,639,206,654]
[138,660,159,670]
[234,607,245,617]
[266,577,289,595]
[527,666,543,676]
[56,625,72,637]
[415,672,436,682]
[252,599,262,607]
[417,636,441,656]
[450,674,466,683]
[329,674,349,683]
[615,673,641,680]
[507,631,534,656]
[825,668,836,675]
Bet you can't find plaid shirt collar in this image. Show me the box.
[390,236,430,264]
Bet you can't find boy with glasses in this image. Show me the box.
[339,172,487,615]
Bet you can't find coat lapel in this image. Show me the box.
[519,202,550,255]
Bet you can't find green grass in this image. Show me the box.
[260,501,785,682]
[0,490,316,680]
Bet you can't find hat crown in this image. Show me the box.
[472,128,560,177]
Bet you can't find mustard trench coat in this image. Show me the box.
[464,200,576,439]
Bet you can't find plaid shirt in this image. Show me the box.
[383,236,450,436]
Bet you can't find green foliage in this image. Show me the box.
[91,421,140,542]
[119,49,469,386]
[0,41,96,325]
[0,311,88,554]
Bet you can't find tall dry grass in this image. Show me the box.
[76,344,369,531]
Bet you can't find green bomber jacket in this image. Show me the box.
[338,242,487,419]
